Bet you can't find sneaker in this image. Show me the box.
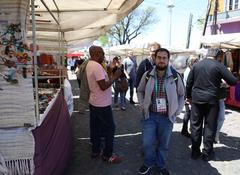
[138,164,152,175]
[160,168,170,175]
[214,133,220,144]
[102,154,122,164]
[121,106,126,111]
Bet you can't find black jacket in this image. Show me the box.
[186,58,237,104]
[136,58,153,88]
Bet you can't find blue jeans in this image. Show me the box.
[113,83,126,108]
[142,112,173,169]
[216,100,225,136]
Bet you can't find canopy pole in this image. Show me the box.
[31,0,40,123]
[53,0,60,12]
[56,7,62,88]
[40,0,60,25]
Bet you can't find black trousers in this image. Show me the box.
[89,104,115,158]
[182,103,191,131]
[190,103,219,155]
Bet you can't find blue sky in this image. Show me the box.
[132,0,209,49]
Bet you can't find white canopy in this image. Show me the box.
[200,33,240,49]
[27,0,143,52]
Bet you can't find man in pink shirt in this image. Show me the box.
[86,45,122,163]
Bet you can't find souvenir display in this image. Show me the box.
[0,21,36,128]
[37,88,59,114]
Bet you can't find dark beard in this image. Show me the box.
[156,65,167,71]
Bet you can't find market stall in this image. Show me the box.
[0,0,36,174]
[200,33,240,108]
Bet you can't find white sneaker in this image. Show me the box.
[121,106,126,111]
[215,133,220,143]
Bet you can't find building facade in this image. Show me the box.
[207,0,240,34]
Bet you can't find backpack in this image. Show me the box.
[77,60,90,114]
[145,66,182,89]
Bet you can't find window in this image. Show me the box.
[228,0,239,10]
[235,0,239,9]
[229,0,233,10]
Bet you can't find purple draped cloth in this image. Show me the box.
[32,90,73,175]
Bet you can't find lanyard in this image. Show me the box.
[154,75,165,96]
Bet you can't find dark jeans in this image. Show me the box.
[128,77,135,101]
[77,78,81,88]
[89,104,115,158]
[190,103,219,155]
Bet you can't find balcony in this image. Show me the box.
[208,9,240,24]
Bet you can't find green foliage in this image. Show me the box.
[196,18,205,30]
[97,35,109,47]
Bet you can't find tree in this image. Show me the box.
[97,35,109,47]
[107,7,157,45]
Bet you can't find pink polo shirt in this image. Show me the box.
[86,60,112,107]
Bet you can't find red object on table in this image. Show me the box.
[225,81,240,108]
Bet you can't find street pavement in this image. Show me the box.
[66,77,240,175]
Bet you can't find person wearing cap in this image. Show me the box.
[186,48,237,161]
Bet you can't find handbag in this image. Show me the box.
[118,79,128,92]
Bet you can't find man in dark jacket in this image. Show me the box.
[186,48,237,161]
[136,42,161,88]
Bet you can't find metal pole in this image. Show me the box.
[200,0,213,48]
[40,0,60,25]
[213,0,219,34]
[57,12,62,88]
[186,13,193,49]
[31,0,40,123]
[167,0,174,47]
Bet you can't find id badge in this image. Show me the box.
[156,98,167,112]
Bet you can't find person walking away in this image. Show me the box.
[86,45,122,163]
[122,50,137,104]
[137,48,185,175]
[186,48,237,161]
[181,55,199,138]
[136,42,161,88]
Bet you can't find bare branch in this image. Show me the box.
[107,7,157,44]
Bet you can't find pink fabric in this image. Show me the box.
[86,60,112,107]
